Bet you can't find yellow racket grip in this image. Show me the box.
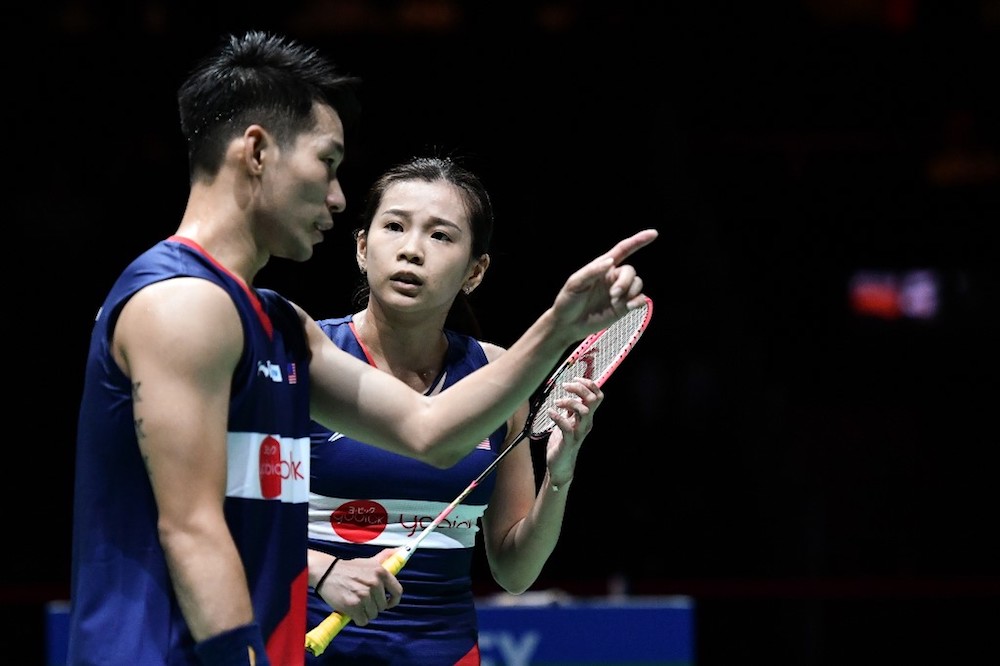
[304,548,411,656]
[304,611,349,656]
[382,548,408,574]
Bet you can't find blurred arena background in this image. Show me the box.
[8,1,999,664]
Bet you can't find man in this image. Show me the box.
[68,30,655,665]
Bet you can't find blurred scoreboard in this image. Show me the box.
[476,596,694,666]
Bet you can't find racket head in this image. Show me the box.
[529,296,653,437]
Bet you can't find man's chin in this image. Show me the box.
[274,246,315,263]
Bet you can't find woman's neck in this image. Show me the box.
[352,308,449,391]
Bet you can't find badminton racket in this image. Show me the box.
[305,296,653,655]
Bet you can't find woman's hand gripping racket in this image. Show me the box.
[304,297,654,656]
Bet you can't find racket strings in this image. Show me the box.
[528,303,649,437]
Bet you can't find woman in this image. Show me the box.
[306,156,603,665]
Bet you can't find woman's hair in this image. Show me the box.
[352,155,494,337]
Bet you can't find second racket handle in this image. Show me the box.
[304,611,349,656]
[303,547,412,656]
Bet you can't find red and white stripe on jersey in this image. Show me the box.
[227,431,310,503]
[308,495,486,549]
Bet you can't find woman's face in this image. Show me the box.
[359,178,481,313]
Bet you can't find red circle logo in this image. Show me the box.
[330,500,388,543]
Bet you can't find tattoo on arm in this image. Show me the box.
[131,381,147,441]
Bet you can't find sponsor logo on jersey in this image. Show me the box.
[328,500,479,544]
[227,432,309,502]
[257,360,284,382]
[257,435,307,498]
[259,436,283,498]
[400,512,475,538]
[330,500,389,542]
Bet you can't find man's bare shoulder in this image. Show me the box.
[116,277,243,366]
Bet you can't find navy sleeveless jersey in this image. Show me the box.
[306,316,507,665]
[68,237,312,665]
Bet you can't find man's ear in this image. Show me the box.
[242,124,269,175]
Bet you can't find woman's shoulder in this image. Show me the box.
[478,339,507,363]
[443,329,507,364]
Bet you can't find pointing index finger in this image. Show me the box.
[602,229,658,265]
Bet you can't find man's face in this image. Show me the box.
[257,102,347,262]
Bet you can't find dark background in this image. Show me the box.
[8,1,999,664]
